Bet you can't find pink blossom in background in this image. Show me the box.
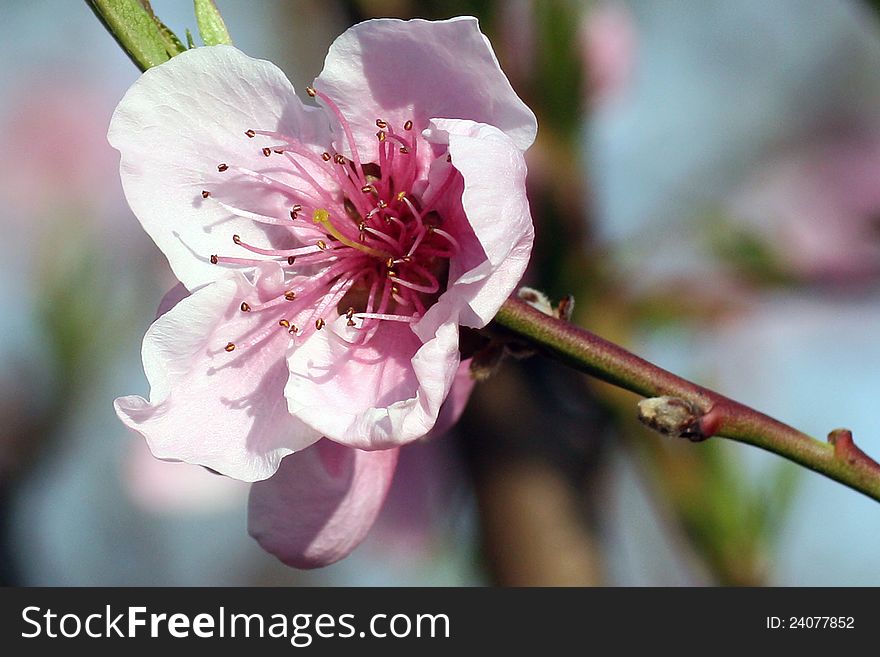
[109,17,536,567]
[582,1,637,108]
[727,129,880,282]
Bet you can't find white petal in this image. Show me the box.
[109,45,331,290]
[314,17,537,158]
[115,265,320,481]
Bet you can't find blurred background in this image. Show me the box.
[2,0,880,586]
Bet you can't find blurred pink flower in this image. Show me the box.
[727,128,880,281]
[582,1,637,108]
[109,18,535,567]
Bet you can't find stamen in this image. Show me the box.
[232,235,323,259]
[353,312,416,323]
[312,208,392,259]
[429,227,461,255]
[213,199,300,228]
[240,302,251,312]
[389,275,439,294]
[307,87,366,186]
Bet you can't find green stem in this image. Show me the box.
[86,0,170,72]
[492,297,880,502]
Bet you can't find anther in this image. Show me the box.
[279,319,290,328]
[306,86,317,97]
[378,200,388,209]
[291,204,302,213]
[347,318,356,327]
[288,325,299,334]
[316,240,327,250]
[224,342,236,352]
[315,318,325,330]
[284,291,296,301]
[387,269,398,278]
[218,163,229,172]
[404,120,413,131]
[240,302,251,312]
[245,129,256,138]
[322,152,331,161]
[396,191,407,201]
[346,307,355,320]
[385,257,395,269]
[376,119,388,129]
[333,154,346,164]
[361,184,374,194]
[262,147,272,157]
[273,149,284,154]
[201,190,211,198]
[289,209,298,220]
[210,255,219,264]
[232,234,242,245]
[287,255,296,265]
[446,154,452,162]
[399,146,409,154]
[376,130,386,142]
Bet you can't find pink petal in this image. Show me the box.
[248,440,399,568]
[285,318,461,449]
[314,17,537,157]
[115,263,320,482]
[109,45,331,290]
[430,358,476,438]
[417,118,534,337]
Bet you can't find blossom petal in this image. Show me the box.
[417,118,534,337]
[286,318,460,449]
[109,45,331,290]
[115,263,320,481]
[314,17,537,156]
[248,440,399,568]
[430,358,476,438]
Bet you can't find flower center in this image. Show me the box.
[202,88,461,352]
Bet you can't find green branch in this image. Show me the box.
[492,296,880,502]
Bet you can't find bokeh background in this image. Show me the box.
[2,0,880,586]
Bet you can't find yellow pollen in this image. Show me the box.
[396,191,407,201]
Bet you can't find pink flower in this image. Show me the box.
[109,17,535,567]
